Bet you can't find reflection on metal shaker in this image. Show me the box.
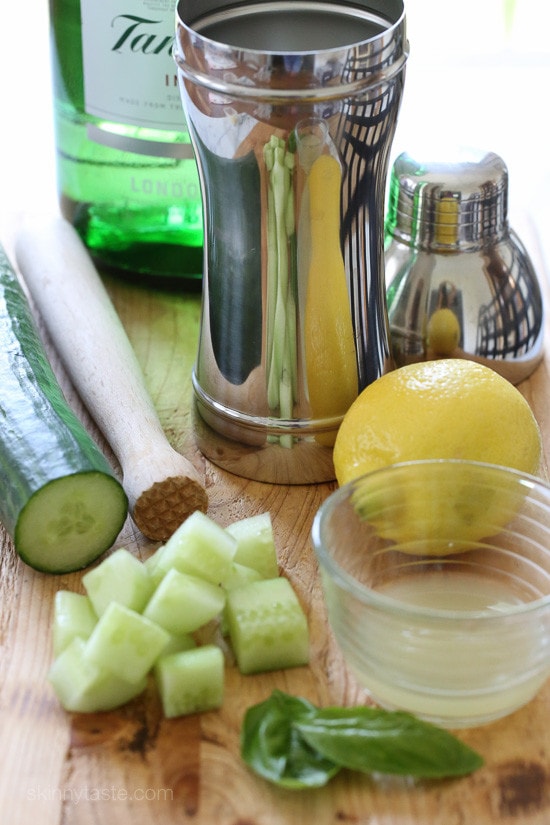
[385,149,544,384]
[175,0,408,483]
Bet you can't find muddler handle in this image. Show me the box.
[16,217,208,541]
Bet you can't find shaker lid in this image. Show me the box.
[385,148,509,250]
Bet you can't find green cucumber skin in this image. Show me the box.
[0,244,128,570]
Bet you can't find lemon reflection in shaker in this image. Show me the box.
[426,308,461,356]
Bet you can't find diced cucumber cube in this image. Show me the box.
[226,577,309,675]
[85,602,170,684]
[226,513,279,579]
[156,511,237,586]
[82,547,154,616]
[143,546,168,587]
[143,568,225,634]
[48,637,147,713]
[162,631,197,657]
[220,563,263,637]
[52,590,98,656]
[154,644,224,718]
[223,562,263,591]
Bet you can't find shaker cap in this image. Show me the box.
[385,148,509,250]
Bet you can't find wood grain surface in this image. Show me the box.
[1,0,550,820]
[1,221,549,824]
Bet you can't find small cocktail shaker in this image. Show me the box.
[385,149,544,383]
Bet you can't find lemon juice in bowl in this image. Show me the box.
[312,460,550,728]
[350,564,549,725]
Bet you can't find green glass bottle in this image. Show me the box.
[49,0,203,286]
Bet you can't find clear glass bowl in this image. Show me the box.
[311,459,550,728]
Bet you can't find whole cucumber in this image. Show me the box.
[0,244,127,573]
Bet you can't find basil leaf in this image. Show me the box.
[240,690,341,789]
[241,692,484,789]
[241,692,484,788]
[296,707,484,778]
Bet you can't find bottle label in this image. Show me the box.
[80,0,193,158]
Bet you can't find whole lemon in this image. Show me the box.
[333,359,541,486]
[333,359,542,553]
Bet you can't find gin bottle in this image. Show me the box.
[49,0,203,285]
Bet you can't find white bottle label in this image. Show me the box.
[80,0,193,156]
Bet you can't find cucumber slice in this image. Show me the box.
[85,602,170,684]
[226,577,310,675]
[48,637,147,713]
[82,547,154,616]
[154,644,224,718]
[16,473,127,574]
[143,568,225,635]
[0,245,128,573]
[226,513,279,579]
[52,590,98,656]
[156,511,237,586]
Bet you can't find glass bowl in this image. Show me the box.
[311,459,550,728]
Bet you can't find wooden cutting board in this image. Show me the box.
[1,228,550,825]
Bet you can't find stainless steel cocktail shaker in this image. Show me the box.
[175,0,408,483]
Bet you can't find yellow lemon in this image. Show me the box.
[349,459,529,552]
[334,358,541,485]
[333,359,542,553]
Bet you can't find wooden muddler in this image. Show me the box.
[16,217,208,541]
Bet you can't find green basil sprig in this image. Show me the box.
[241,690,484,789]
